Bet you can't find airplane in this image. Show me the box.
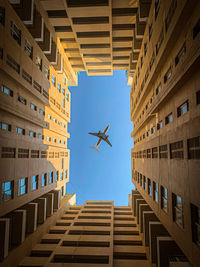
[88,124,112,152]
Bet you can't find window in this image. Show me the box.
[170,140,184,159]
[156,83,162,95]
[53,118,57,123]
[165,0,177,32]
[49,172,53,184]
[63,98,65,108]
[148,178,152,195]
[164,67,172,83]
[161,186,168,212]
[41,173,47,187]
[57,82,61,92]
[44,64,49,80]
[153,182,158,202]
[63,77,66,85]
[188,136,200,159]
[152,147,158,158]
[0,122,11,132]
[18,95,26,105]
[1,181,13,202]
[58,121,62,126]
[51,74,56,86]
[155,0,161,19]
[16,127,25,135]
[65,170,67,179]
[30,103,37,111]
[62,140,65,145]
[31,175,38,190]
[172,193,184,228]
[18,178,27,196]
[61,158,64,169]
[140,174,143,187]
[66,93,69,101]
[18,148,29,158]
[147,130,150,137]
[0,7,5,26]
[62,87,65,95]
[60,171,63,181]
[144,42,147,56]
[151,127,155,134]
[157,121,163,130]
[191,203,200,245]
[177,100,189,117]
[141,56,143,68]
[35,55,42,70]
[6,54,20,73]
[46,136,51,142]
[39,109,45,115]
[47,114,51,120]
[52,138,56,143]
[147,149,151,158]
[156,29,164,55]
[29,131,36,137]
[1,86,13,96]
[10,21,21,45]
[149,22,153,41]
[175,43,186,66]
[0,47,3,60]
[55,171,59,182]
[24,39,32,59]
[143,176,147,190]
[165,113,173,125]
[61,186,64,196]
[159,144,168,158]
[58,139,61,144]
[193,19,200,39]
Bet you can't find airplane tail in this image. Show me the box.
[90,146,100,152]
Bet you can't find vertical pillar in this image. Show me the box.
[53,190,61,211]
[45,193,54,217]
[0,218,10,261]
[24,203,38,233]
[10,210,26,246]
[34,198,47,224]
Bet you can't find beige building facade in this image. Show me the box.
[130,0,200,266]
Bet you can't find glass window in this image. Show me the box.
[149,22,153,41]
[175,42,186,66]
[62,98,65,108]
[57,82,61,92]
[58,121,62,126]
[1,181,13,202]
[153,182,158,202]
[31,175,38,190]
[61,185,64,196]
[156,83,162,95]
[35,55,42,70]
[63,77,66,85]
[61,158,64,169]
[0,122,11,131]
[41,173,47,187]
[177,101,189,117]
[30,103,37,111]
[51,74,56,86]
[191,203,200,245]
[55,171,58,182]
[38,134,42,139]
[39,109,45,115]
[66,93,69,101]
[173,193,184,228]
[0,7,5,26]
[164,67,172,83]
[144,42,147,56]
[29,131,36,137]
[10,21,21,45]
[24,39,32,59]
[147,130,150,137]
[46,136,51,142]
[18,178,27,196]
[165,113,173,125]
[140,174,143,187]
[60,171,63,181]
[62,87,65,95]
[143,176,147,190]
[58,139,61,144]
[63,123,66,128]
[47,114,51,120]
[1,86,13,96]
[44,64,49,80]
[18,95,26,105]
[52,138,56,143]
[157,121,163,130]
[16,127,25,135]
[161,186,168,212]
[148,178,152,195]
[62,140,65,145]
[49,172,53,184]
[53,118,57,123]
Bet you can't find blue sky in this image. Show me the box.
[67,71,134,206]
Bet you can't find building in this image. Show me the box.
[130,0,200,266]
[0,0,200,266]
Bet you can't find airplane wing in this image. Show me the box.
[88,132,99,137]
[96,138,102,146]
[104,138,112,147]
[103,124,110,134]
